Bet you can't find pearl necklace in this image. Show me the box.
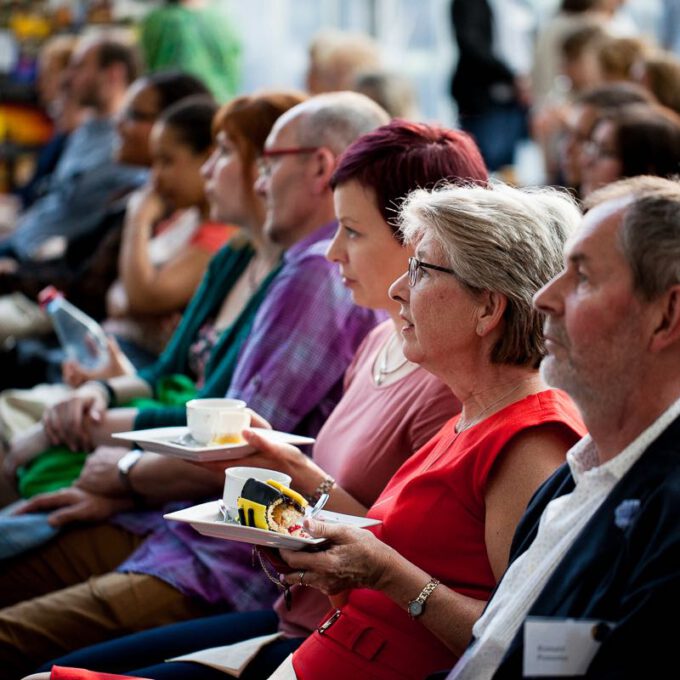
[374,331,410,386]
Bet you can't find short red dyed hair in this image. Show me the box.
[330,118,488,240]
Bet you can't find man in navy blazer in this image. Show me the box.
[448,175,680,679]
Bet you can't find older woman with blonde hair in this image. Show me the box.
[268,182,587,680]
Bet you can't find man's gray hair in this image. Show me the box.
[280,91,390,156]
[400,182,582,367]
[585,175,680,300]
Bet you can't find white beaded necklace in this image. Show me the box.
[374,331,410,386]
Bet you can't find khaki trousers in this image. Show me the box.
[0,524,214,679]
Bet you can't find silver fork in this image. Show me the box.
[218,499,237,523]
[306,492,330,519]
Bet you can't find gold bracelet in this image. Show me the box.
[309,475,335,503]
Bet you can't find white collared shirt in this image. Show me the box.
[450,396,680,680]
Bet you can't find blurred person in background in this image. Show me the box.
[632,48,680,115]
[140,0,241,102]
[98,95,233,369]
[450,0,535,172]
[11,34,85,211]
[353,71,421,120]
[557,83,652,193]
[533,1,613,109]
[0,37,146,264]
[560,24,609,94]
[596,34,650,82]
[579,102,680,198]
[306,29,381,95]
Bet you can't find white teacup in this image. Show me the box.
[186,398,250,445]
[223,466,292,520]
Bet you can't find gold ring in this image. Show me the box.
[298,570,306,586]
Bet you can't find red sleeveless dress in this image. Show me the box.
[292,389,585,680]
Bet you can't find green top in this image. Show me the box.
[140,1,241,101]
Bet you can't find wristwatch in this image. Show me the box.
[117,449,143,494]
[407,578,440,619]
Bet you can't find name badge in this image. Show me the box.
[523,617,612,677]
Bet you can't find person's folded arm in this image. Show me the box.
[121,242,214,315]
[118,188,213,314]
[125,452,222,505]
[106,374,153,404]
[73,445,221,504]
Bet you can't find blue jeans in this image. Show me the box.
[40,610,305,679]
[460,103,529,172]
[0,504,58,560]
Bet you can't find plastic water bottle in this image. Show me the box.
[38,286,110,370]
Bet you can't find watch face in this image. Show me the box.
[408,601,424,618]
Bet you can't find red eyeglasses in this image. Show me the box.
[257,146,320,177]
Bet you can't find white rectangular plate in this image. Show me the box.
[164,500,381,551]
[112,426,315,462]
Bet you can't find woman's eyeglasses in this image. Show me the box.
[582,140,619,160]
[408,256,457,287]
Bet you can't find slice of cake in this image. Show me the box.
[237,478,309,537]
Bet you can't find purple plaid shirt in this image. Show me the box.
[226,221,383,435]
[114,222,381,607]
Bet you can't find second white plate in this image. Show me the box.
[112,426,315,462]
[164,500,381,550]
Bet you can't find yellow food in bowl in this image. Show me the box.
[210,433,244,445]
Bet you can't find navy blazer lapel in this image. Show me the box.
[500,412,680,669]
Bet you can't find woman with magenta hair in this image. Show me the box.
[33,120,489,680]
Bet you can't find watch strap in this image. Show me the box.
[408,577,440,618]
[117,449,143,495]
[96,380,117,407]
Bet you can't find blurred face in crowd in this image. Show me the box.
[563,51,603,93]
[201,131,250,224]
[38,50,69,108]
[328,180,411,312]
[116,80,159,166]
[560,103,599,189]
[150,122,210,210]
[579,119,623,197]
[68,42,104,108]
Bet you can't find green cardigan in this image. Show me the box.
[134,238,282,429]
